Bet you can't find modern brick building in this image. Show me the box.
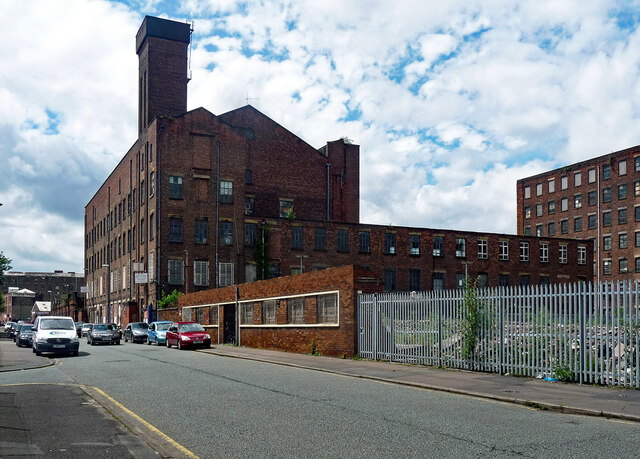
[85,15,592,325]
[517,144,640,283]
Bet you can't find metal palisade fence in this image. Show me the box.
[357,282,640,388]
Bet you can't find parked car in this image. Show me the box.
[4,321,15,331]
[16,325,34,348]
[147,321,173,345]
[166,322,211,350]
[87,323,121,345]
[123,322,149,343]
[32,316,79,356]
[81,323,92,337]
[74,322,85,337]
[11,323,24,342]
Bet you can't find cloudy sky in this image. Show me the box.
[1,0,640,272]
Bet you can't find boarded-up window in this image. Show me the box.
[219,262,234,287]
[287,298,304,324]
[209,305,218,325]
[262,300,277,324]
[317,294,338,324]
[182,307,193,322]
[194,261,209,286]
[241,303,254,324]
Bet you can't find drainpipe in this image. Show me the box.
[216,140,220,288]
[597,164,600,286]
[326,162,331,221]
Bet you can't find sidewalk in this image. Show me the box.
[199,345,640,423]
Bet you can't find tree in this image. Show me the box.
[0,251,12,314]
[158,289,182,309]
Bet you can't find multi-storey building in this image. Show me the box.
[1,271,84,301]
[84,15,592,325]
[517,144,640,283]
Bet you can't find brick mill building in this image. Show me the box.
[84,15,592,325]
[517,144,640,284]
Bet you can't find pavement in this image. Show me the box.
[1,336,639,458]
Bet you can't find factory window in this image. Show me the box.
[169,176,183,199]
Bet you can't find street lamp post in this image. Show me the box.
[102,264,110,323]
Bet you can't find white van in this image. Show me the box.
[32,316,79,356]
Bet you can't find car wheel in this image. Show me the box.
[32,346,36,353]
[177,340,182,350]
[155,338,159,346]
[73,351,79,356]
[124,335,128,342]
[166,339,171,348]
[35,348,41,356]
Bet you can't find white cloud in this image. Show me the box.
[3,0,640,272]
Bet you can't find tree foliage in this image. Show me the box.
[0,251,12,313]
[158,289,182,309]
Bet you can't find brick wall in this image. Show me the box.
[172,265,381,357]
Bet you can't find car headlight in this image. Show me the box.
[180,335,191,341]
[36,336,48,343]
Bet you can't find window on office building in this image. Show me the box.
[603,211,611,227]
[524,206,531,219]
[636,206,640,222]
[574,194,581,208]
[603,163,611,179]
[220,221,233,246]
[603,187,611,203]
[620,233,628,249]
[574,171,581,187]
[548,200,555,214]
[169,217,183,243]
[588,168,596,183]
[520,241,529,262]
[169,176,183,199]
[540,242,549,263]
[578,246,587,265]
[636,257,640,273]
[603,235,612,251]
[524,186,531,199]
[409,235,420,255]
[548,179,555,193]
[561,175,568,190]
[433,236,444,257]
[559,245,568,264]
[561,219,568,234]
[456,238,466,258]
[618,184,627,200]
[588,214,596,229]
[536,224,543,237]
[499,241,509,260]
[359,231,370,253]
[195,219,208,244]
[619,160,627,176]
[561,198,568,211]
[194,261,209,286]
[536,183,542,196]
[588,190,596,206]
[603,259,612,275]
[384,232,396,254]
[619,208,627,225]
[536,203,543,217]
[548,222,555,236]
[478,239,488,259]
[620,258,628,274]
[168,259,184,285]
[574,217,582,232]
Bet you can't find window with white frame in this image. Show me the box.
[588,168,596,183]
[559,245,568,264]
[168,259,184,285]
[478,239,488,259]
[574,171,581,187]
[540,242,549,263]
[456,237,466,258]
[218,262,234,287]
[561,175,568,190]
[536,183,542,196]
[524,185,530,199]
[603,259,612,275]
[194,261,209,286]
[499,241,509,260]
[149,252,154,282]
[287,297,304,324]
[262,300,277,324]
[220,180,233,203]
[578,246,587,265]
[520,242,529,262]
[317,294,338,324]
[548,179,555,193]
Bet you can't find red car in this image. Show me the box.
[166,322,212,350]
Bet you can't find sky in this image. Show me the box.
[2,0,640,273]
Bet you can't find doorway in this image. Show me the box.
[223,304,236,344]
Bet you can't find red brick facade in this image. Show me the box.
[160,265,380,357]
[517,144,640,283]
[84,15,593,328]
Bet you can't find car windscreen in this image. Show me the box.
[131,323,149,330]
[93,324,113,331]
[156,323,172,331]
[40,319,74,330]
[20,325,33,332]
[179,323,205,333]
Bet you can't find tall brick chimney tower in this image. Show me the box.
[135,16,191,134]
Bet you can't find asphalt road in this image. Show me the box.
[1,341,639,458]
